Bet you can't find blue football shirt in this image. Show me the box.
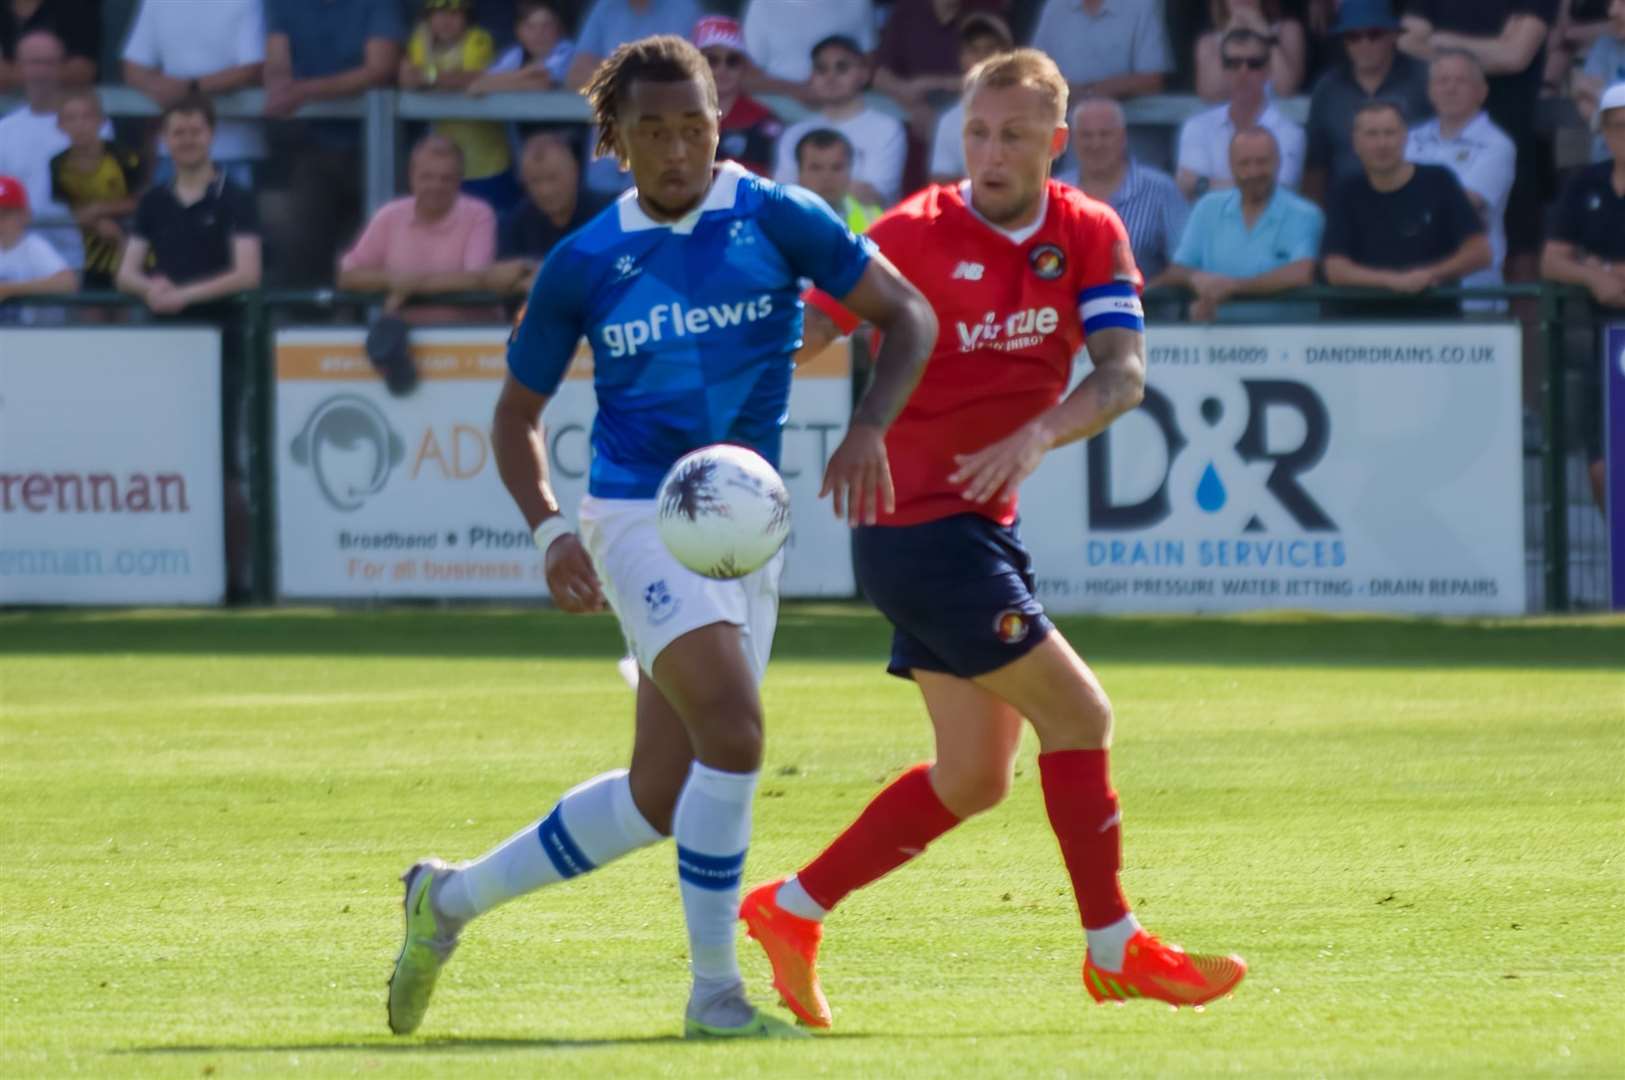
[508,162,876,499]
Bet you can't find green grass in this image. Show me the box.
[2,606,1622,1078]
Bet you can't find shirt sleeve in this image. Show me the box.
[1580,39,1613,80]
[1436,169,1485,246]
[1283,201,1324,262]
[1549,173,1587,246]
[463,202,495,270]
[121,0,158,65]
[1461,135,1515,214]
[1074,203,1145,336]
[24,234,70,278]
[1319,181,1354,258]
[929,108,961,178]
[265,0,290,38]
[407,26,427,66]
[574,2,611,58]
[365,0,405,42]
[338,205,392,271]
[1275,120,1306,191]
[756,182,877,299]
[507,245,588,396]
[463,27,494,71]
[228,182,261,236]
[131,189,158,243]
[488,43,522,73]
[1133,6,1173,74]
[1171,194,1210,268]
[1176,116,1206,180]
[238,0,267,64]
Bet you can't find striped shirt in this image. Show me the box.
[1055,158,1189,280]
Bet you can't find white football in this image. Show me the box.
[656,444,791,580]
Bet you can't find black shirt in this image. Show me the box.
[133,170,259,287]
[1404,0,1557,138]
[1323,163,1484,270]
[0,0,100,72]
[1551,162,1625,261]
[497,189,610,262]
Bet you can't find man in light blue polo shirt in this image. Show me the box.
[1164,127,1323,321]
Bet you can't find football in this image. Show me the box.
[656,444,791,580]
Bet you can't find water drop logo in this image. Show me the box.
[1196,462,1227,512]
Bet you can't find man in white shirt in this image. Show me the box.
[1404,47,1514,297]
[1176,28,1306,199]
[0,30,111,269]
[122,0,268,185]
[0,174,77,325]
[741,0,874,87]
[773,35,905,207]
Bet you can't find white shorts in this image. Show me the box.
[577,495,783,683]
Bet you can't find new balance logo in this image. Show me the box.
[951,261,985,281]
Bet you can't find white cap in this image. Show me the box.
[1597,82,1625,132]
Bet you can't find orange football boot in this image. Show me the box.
[740,879,833,1029]
[1083,930,1246,1007]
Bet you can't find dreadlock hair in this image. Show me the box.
[584,34,717,163]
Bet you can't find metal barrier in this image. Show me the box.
[3,283,1611,611]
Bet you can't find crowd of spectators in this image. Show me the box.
[0,0,1622,338]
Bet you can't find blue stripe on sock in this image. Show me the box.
[676,846,745,892]
[537,805,595,879]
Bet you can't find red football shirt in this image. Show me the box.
[834,180,1143,527]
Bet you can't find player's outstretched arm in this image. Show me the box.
[492,374,605,613]
[952,326,1147,505]
[819,254,938,525]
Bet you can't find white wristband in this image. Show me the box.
[532,515,575,557]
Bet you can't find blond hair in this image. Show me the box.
[962,48,1068,126]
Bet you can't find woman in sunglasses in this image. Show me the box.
[1195,0,1308,100]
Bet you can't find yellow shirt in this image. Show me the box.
[49,143,142,276]
[408,25,510,180]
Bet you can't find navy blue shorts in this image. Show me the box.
[853,513,1053,680]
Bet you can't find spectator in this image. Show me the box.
[740,0,873,100]
[0,0,99,88]
[0,30,112,270]
[1321,100,1490,312]
[121,0,267,190]
[1057,97,1188,283]
[1574,0,1625,137]
[873,0,1007,139]
[49,88,142,293]
[468,0,575,93]
[927,12,1015,184]
[401,0,517,211]
[565,0,702,89]
[1176,29,1307,199]
[1195,0,1309,100]
[1399,0,1557,272]
[116,97,263,318]
[0,173,77,324]
[487,134,609,294]
[1540,81,1625,509]
[337,134,498,324]
[774,35,907,206]
[1163,127,1324,320]
[794,128,882,232]
[1302,0,1431,201]
[564,0,703,195]
[116,98,262,599]
[1405,49,1515,302]
[693,15,782,177]
[1547,0,1614,89]
[1028,0,1171,102]
[263,0,403,286]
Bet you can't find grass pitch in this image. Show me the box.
[2,606,1622,1078]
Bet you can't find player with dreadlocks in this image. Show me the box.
[386,34,937,1039]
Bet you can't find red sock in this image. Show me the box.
[1038,749,1130,930]
[797,762,961,911]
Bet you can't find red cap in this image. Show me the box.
[692,16,746,55]
[0,175,26,212]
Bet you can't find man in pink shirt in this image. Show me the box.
[338,134,498,324]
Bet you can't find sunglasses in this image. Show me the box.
[1343,29,1392,43]
[1221,56,1268,71]
[705,52,744,70]
[814,59,856,75]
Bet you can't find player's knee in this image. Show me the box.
[627,765,684,836]
[689,696,764,772]
[933,761,1011,817]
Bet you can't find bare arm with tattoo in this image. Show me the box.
[950,327,1147,505]
[817,253,938,525]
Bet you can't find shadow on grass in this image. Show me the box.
[2,603,1621,670]
[114,1031,885,1055]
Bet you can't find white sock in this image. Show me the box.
[1085,912,1143,973]
[436,769,663,921]
[673,762,758,989]
[774,875,828,922]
